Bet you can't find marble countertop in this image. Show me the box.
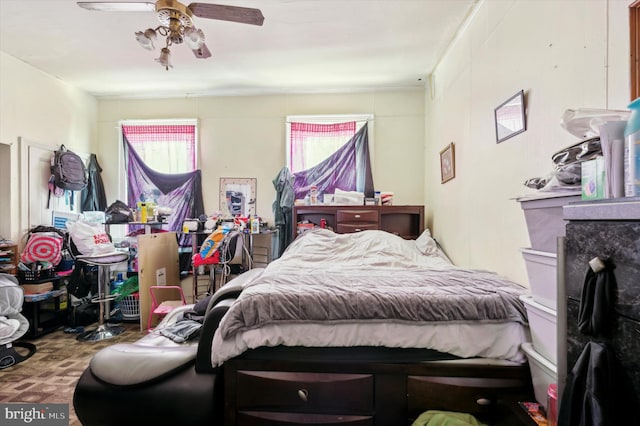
[563,197,640,220]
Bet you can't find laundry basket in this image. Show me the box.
[119,292,140,320]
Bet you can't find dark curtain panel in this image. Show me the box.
[123,136,204,247]
[293,124,374,200]
[81,153,107,212]
[272,167,295,254]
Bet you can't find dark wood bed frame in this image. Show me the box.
[222,207,536,425]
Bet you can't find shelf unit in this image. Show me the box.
[21,276,67,338]
[0,242,19,275]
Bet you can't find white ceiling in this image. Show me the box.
[0,0,477,99]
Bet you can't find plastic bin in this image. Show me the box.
[521,248,557,310]
[517,193,580,253]
[520,294,557,364]
[521,342,557,412]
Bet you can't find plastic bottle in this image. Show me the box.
[250,216,260,234]
[624,97,640,197]
[309,186,318,205]
[110,272,125,294]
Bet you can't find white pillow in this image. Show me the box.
[415,228,439,255]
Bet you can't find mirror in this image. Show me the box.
[219,178,256,217]
[495,90,526,143]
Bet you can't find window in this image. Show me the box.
[121,119,197,173]
[285,115,374,200]
[115,119,204,245]
[286,115,371,173]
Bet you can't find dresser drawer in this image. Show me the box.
[237,371,374,413]
[407,375,528,418]
[336,209,378,224]
[336,223,379,234]
[238,411,373,425]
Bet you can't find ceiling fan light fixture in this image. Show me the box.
[135,28,158,50]
[155,47,173,70]
[184,27,205,50]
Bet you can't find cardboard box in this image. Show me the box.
[21,281,54,294]
[581,157,605,200]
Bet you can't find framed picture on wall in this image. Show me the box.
[219,177,256,217]
[440,143,455,184]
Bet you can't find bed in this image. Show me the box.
[215,228,534,425]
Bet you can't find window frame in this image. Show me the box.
[285,114,374,174]
[117,118,199,201]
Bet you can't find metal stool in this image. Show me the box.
[75,251,129,342]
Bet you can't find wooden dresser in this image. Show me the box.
[293,205,424,239]
[224,354,534,425]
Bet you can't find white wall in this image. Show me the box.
[97,90,426,224]
[0,52,98,242]
[426,0,630,286]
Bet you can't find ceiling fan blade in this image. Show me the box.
[193,43,212,59]
[77,2,156,12]
[188,3,264,26]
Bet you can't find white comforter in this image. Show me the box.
[211,229,530,365]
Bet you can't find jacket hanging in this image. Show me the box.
[558,341,639,426]
[578,257,615,336]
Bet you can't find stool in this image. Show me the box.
[148,286,187,332]
[75,251,129,342]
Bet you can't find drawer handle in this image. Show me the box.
[354,214,361,218]
[476,398,492,406]
[298,389,309,402]
[354,228,361,232]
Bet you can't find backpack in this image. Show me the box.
[50,144,88,191]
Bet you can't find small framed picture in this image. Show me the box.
[440,142,455,184]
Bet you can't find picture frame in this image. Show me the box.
[219,177,256,217]
[440,142,455,184]
[494,90,526,143]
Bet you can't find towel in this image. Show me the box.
[412,410,487,426]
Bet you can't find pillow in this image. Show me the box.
[415,228,439,255]
[21,232,64,265]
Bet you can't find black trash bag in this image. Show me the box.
[66,295,99,327]
[105,200,134,224]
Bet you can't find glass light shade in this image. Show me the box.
[184,27,205,50]
[135,28,157,51]
[155,47,173,70]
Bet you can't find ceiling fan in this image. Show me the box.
[77,0,264,69]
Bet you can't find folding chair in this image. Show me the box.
[147,285,187,332]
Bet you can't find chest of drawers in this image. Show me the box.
[293,205,424,239]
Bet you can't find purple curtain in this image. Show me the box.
[293,124,374,200]
[123,136,204,247]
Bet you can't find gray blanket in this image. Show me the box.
[218,229,528,339]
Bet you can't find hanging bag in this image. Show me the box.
[21,232,64,265]
[50,144,88,191]
[20,225,67,266]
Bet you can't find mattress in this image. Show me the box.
[211,229,530,366]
